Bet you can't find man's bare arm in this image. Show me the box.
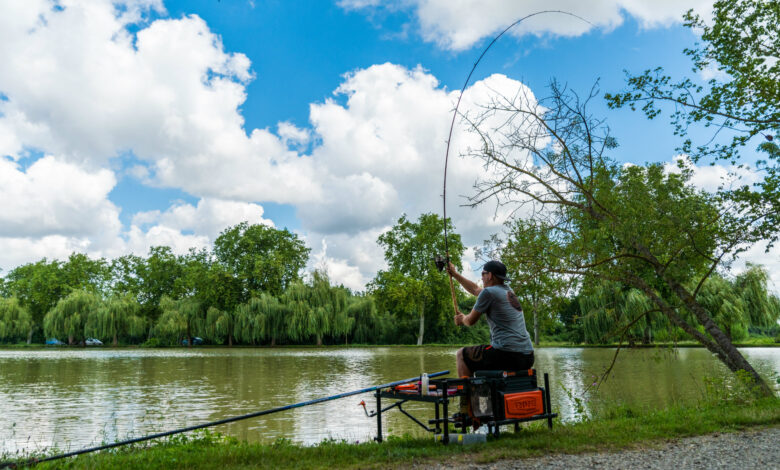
[447,262,482,297]
[455,309,483,327]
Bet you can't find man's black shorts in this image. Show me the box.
[461,344,534,373]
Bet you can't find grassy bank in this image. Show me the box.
[15,393,777,470]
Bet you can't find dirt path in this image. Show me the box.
[424,426,779,470]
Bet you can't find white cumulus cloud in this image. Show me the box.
[0,155,120,238]
[131,198,273,242]
[339,0,714,50]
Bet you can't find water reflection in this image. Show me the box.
[0,347,777,454]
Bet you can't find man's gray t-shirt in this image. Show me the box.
[473,285,533,353]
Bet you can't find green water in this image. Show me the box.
[1,347,778,454]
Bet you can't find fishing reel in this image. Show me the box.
[434,255,448,272]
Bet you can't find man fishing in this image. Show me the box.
[447,260,534,377]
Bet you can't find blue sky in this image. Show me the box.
[1,0,776,291]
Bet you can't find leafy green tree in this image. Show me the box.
[43,290,101,345]
[60,253,110,294]
[214,222,310,299]
[177,249,214,300]
[85,294,146,346]
[0,297,33,343]
[135,247,188,324]
[108,254,144,298]
[606,0,779,245]
[370,213,465,345]
[465,81,773,394]
[556,296,585,344]
[490,220,570,345]
[200,262,243,318]
[372,271,427,345]
[5,259,69,343]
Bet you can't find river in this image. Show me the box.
[1,346,778,454]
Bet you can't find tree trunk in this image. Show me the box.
[672,281,773,396]
[27,328,33,345]
[228,333,233,347]
[630,243,775,397]
[271,337,276,347]
[186,325,192,348]
[316,334,322,346]
[68,335,74,345]
[417,304,425,346]
[113,334,118,346]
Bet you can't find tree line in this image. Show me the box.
[0,211,776,348]
[0,218,490,347]
[0,222,390,346]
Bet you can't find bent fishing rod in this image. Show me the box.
[0,370,449,469]
[440,11,591,313]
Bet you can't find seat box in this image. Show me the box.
[502,390,544,419]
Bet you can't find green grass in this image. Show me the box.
[13,394,777,470]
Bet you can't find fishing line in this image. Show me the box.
[441,10,592,313]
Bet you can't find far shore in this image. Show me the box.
[1,340,778,350]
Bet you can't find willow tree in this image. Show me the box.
[735,264,780,329]
[330,302,355,345]
[235,293,287,345]
[154,296,205,346]
[0,297,33,343]
[43,290,101,345]
[464,81,773,395]
[206,306,237,347]
[282,281,315,344]
[235,297,265,345]
[696,276,749,341]
[309,271,352,346]
[579,282,669,345]
[84,294,145,346]
[346,296,380,344]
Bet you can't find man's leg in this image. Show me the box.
[456,348,472,377]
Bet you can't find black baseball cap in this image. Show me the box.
[483,260,509,281]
